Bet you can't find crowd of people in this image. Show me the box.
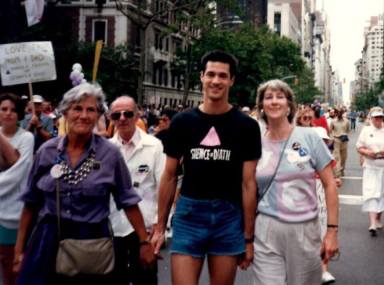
[8,49,383,285]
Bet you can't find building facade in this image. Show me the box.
[54,0,203,107]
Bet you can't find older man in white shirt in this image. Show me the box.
[109,96,165,285]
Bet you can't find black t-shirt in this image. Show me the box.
[164,107,261,205]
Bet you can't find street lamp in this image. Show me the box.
[280,75,297,81]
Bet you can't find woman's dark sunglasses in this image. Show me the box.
[110,110,135,120]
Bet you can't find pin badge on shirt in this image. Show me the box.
[137,164,149,173]
[292,142,301,151]
[93,161,101,170]
[298,147,308,157]
[50,164,63,179]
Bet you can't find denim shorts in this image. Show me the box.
[170,195,245,258]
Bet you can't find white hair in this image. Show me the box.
[58,83,106,114]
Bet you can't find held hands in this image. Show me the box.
[139,242,157,269]
[150,226,165,256]
[238,243,254,270]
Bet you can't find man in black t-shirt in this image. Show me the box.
[151,50,261,285]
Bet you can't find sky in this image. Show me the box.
[319,0,384,103]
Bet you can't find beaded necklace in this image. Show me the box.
[59,151,96,185]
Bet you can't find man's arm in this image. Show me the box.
[124,205,156,267]
[239,159,258,270]
[151,156,179,254]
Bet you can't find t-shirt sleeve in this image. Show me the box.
[310,131,333,172]
[356,126,367,149]
[241,118,262,161]
[163,114,184,159]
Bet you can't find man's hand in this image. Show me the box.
[29,114,40,126]
[139,243,156,269]
[238,243,254,270]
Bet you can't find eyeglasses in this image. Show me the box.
[302,116,313,121]
[110,110,135,121]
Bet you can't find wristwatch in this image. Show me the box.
[245,236,255,243]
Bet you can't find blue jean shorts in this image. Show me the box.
[170,195,245,258]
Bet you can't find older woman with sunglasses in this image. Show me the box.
[0,93,34,285]
[356,106,384,237]
[251,79,339,285]
[14,83,155,285]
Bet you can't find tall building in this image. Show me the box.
[267,0,301,44]
[268,0,333,103]
[217,0,268,27]
[364,16,384,86]
[40,0,204,107]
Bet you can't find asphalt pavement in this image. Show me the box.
[158,121,384,285]
[2,121,384,285]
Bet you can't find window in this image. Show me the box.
[274,12,281,36]
[154,30,163,50]
[92,19,107,44]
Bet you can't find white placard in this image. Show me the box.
[0,41,57,86]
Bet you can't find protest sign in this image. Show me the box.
[0,41,56,86]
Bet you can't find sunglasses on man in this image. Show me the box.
[110,110,135,121]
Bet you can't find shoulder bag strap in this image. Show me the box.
[258,128,294,205]
[56,179,61,239]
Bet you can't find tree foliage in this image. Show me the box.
[176,23,321,106]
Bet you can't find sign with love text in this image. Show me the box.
[0,41,56,86]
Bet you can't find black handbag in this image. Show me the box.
[339,135,349,142]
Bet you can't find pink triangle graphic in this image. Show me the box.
[200,127,221,146]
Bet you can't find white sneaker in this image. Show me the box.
[376,222,383,229]
[322,271,336,284]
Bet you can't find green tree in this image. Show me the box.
[176,23,319,106]
[114,0,239,105]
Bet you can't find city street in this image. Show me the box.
[2,121,383,285]
[157,121,384,285]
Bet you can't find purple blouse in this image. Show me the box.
[22,134,141,223]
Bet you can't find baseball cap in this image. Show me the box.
[313,127,330,140]
[370,107,384,118]
[32,95,44,103]
[242,106,250,113]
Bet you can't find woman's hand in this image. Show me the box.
[364,149,377,159]
[12,252,24,273]
[238,243,254,270]
[320,228,339,262]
